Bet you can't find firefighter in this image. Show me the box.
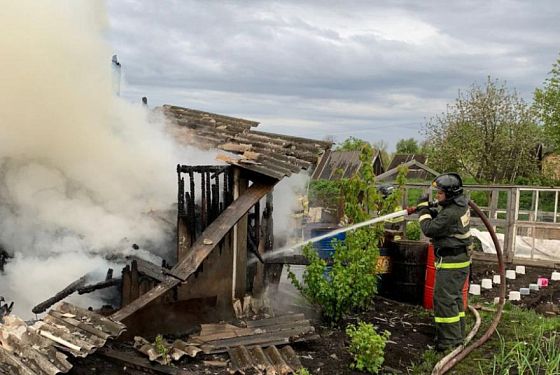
[416,173,471,352]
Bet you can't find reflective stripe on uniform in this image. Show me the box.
[419,214,432,222]
[386,216,404,223]
[434,315,461,323]
[459,311,465,318]
[451,231,472,239]
[435,261,471,270]
[417,201,429,208]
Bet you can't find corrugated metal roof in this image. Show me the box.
[311,150,362,180]
[161,105,332,180]
[0,302,126,375]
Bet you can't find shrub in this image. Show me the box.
[346,322,391,374]
[288,227,379,323]
[405,220,421,240]
[154,334,170,365]
[308,179,340,208]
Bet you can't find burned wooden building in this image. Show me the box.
[114,105,331,335]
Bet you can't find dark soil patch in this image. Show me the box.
[469,261,560,313]
[71,261,560,374]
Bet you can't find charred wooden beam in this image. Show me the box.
[0,248,9,273]
[0,297,14,320]
[201,170,206,229]
[177,165,229,174]
[32,276,87,314]
[177,166,185,215]
[205,172,211,224]
[211,177,219,221]
[111,181,275,322]
[77,278,120,295]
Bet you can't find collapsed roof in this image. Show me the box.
[161,105,332,180]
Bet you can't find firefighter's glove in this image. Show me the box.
[416,194,431,215]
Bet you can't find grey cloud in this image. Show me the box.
[106,0,560,148]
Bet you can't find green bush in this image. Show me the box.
[346,322,391,374]
[405,220,421,240]
[154,334,170,365]
[288,227,379,323]
[308,179,340,208]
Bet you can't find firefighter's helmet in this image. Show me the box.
[378,185,395,199]
[432,173,463,198]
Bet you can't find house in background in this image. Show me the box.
[311,149,385,181]
[376,153,439,182]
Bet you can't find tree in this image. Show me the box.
[336,136,369,151]
[395,138,419,154]
[534,54,560,151]
[423,77,542,183]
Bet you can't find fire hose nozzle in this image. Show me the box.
[406,200,438,215]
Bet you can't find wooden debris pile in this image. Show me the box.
[133,314,316,374]
[0,302,126,375]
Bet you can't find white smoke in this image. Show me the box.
[0,0,216,317]
[272,172,310,244]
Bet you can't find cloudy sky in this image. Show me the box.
[106,0,560,150]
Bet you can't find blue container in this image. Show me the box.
[309,228,346,260]
[323,265,333,281]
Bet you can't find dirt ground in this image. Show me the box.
[70,260,560,375]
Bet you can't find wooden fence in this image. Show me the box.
[402,183,560,267]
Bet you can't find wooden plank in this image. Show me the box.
[111,182,275,322]
[193,320,311,344]
[245,314,306,328]
[200,325,315,353]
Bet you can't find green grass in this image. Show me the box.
[408,303,560,374]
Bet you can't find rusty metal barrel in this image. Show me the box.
[387,240,428,305]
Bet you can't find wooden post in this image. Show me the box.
[252,198,265,295]
[130,260,140,302]
[490,189,498,220]
[503,187,518,263]
[121,265,131,307]
[233,168,249,299]
[263,192,283,291]
[177,215,191,262]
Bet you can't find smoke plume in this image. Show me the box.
[0,1,216,317]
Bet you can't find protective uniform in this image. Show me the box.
[417,173,471,351]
